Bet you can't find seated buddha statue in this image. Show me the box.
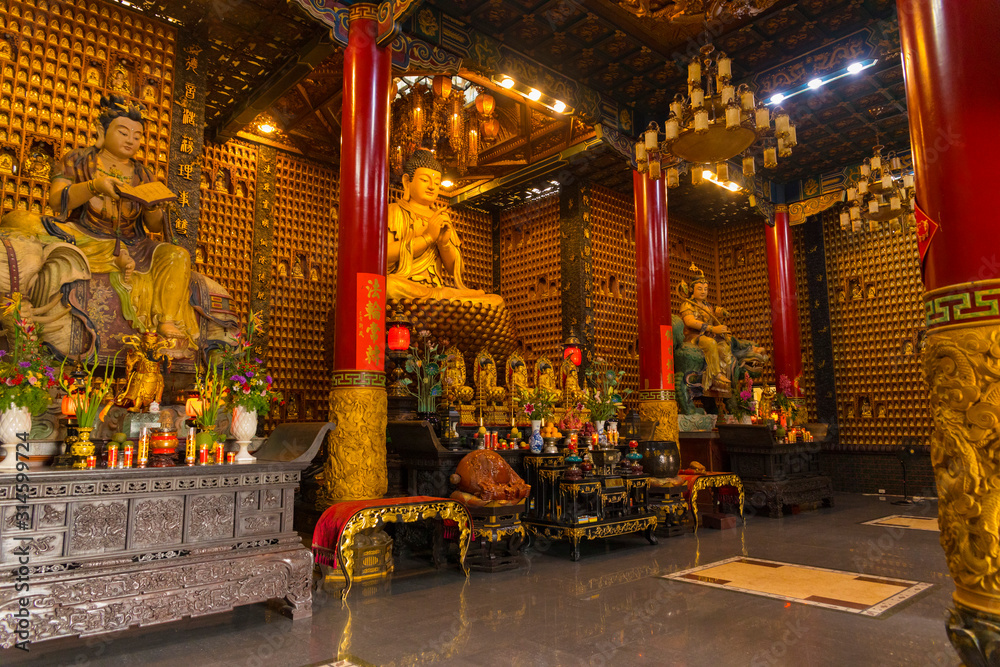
[387,150,514,360]
[534,357,560,404]
[679,263,732,392]
[0,94,235,358]
[561,357,585,407]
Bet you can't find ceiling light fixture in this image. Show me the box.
[499,76,515,89]
[765,59,879,105]
[258,123,274,134]
[528,88,541,101]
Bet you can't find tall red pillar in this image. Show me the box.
[765,205,802,397]
[324,4,392,505]
[634,172,677,443]
[898,2,1000,662]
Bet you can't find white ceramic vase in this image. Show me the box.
[230,406,257,464]
[0,404,31,471]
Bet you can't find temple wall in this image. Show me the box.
[497,193,562,363]
[589,183,638,405]
[792,225,818,422]
[821,209,929,452]
[667,216,718,318]
[0,0,175,216]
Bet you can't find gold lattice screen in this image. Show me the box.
[717,219,775,387]
[196,140,257,318]
[823,211,930,449]
[792,224,817,420]
[269,152,338,424]
[0,0,175,215]
[498,194,562,362]
[588,184,638,406]
[450,204,492,292]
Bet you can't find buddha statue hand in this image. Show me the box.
[115,246,135,282]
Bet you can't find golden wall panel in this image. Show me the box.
[717,219,774,387]
[269,152,338,425]
[498,194,562,363]
[823,211,929,448]
[668,216,718,318]
[449,204,492,292]
[0,0,175,215]
[589,183,638,407]
[792,224,816,420]
[196,140,257,317]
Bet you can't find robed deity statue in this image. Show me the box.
[116,330,172,411]
[0,94,236,359]
[679,263,733,392]
[387,149,503,308]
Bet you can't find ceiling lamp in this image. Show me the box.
[609,0,778,22]
[636,44,797,186]
[839,146,916,233]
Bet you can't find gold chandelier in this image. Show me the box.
[636,44,797,188]
[610,0,779,22]
[839,145,916,233]
[389,76,498,182]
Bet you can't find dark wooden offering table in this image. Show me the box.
[521,454,657,561]
[716,424,834,518]
[0,461,312,649]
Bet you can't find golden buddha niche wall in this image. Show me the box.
[822,209,929,450]
[588,183,638,408]
[498,194,563,362]
[667,216,718,317]
[449,203,492,292]
[792,224,817,421]
[0,0,175,215]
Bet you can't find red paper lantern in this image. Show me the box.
[564,346,582,366]
[387,324,411,352]
[432,75,452,99]
[475,92,495,117]
[482,117,499,139]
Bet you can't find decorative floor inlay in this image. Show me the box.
[861,515,939,531]
[661,557,932,616]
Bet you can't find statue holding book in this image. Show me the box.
[0,95,237,361]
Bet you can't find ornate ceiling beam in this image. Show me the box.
[213,28,338,142]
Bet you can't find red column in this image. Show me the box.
[899,3,1000,663]
[765,205,802,396]
[324,4,392,505]
[634,172,677,442]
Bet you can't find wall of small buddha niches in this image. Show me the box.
[0,0,175,216]
[588,184,638,406]
[792,225,817,421]
[717,219,775,388]
[667,216,718,319]
[498,194,563,363]
[821,209,929,450]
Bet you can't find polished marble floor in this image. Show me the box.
[5,494,959,666]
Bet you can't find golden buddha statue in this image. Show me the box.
[387,150,514,360]
[534,357,560,404]
[442,345,474,406]
[0,94,237,359]
[116,330,171,411]
[679,264,732,392]
[561,357,585,407]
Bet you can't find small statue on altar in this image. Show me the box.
[679,264,732,391]
[387,149,503,309]
[535,357,560,404]
[116,330,172,411]
[561,357,585,406]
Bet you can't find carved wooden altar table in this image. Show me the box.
[677,470,746,534]
[311,496,472,600]
[0,462,312,648]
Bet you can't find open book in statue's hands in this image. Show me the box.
[113,180,177,207]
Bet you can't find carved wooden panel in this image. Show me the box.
[717,218,774,387]
[0,0,175,215]
[498,194,562,363]
[823,211,929,449]
[589,184,638,406]
[196,140,257,317]
[269,152,338,425]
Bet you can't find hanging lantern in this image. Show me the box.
[688,59,701,83]
[665,115,679,140]
[635,141,647,163]
[648,156,661,180]
[564,330,583,366]
[387,323,411,352]
[763,146,777,169]
[857,179,869,194]
[774,110,790,135]
[644,124,659,151]
[725,102,741,129]
[666,166,679,189]
[432,75,452,98]
[721,84,735,106]
[839,209,850,230]
[742,155,755,177]
[717,55,732,79]
[692,167,703,185]
[482,117,499,139]
[475,92,495,117]
[740,86,755,111]
[61,394,77,416]
[716,161,729,181]
[755,107,769,130]
[690,86,705,108]
[694,108,709,133]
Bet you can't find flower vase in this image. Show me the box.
[71,426,94,469]
[230,406,258,464]
[529,419,543,454]
[0,404,30,471]
[594,420,608,448]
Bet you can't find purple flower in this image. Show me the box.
[18,361,30,368]
[254,358,262,364]
[230,375,245,383]
[245,370,254,378]
[740,389,752,401]
[43,366,55,379]
[265,375,272,383]
[0,350,6,358]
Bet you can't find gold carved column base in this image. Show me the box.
[923,301,1000,664]
[638,393,679,443]
[320,384,388,508]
